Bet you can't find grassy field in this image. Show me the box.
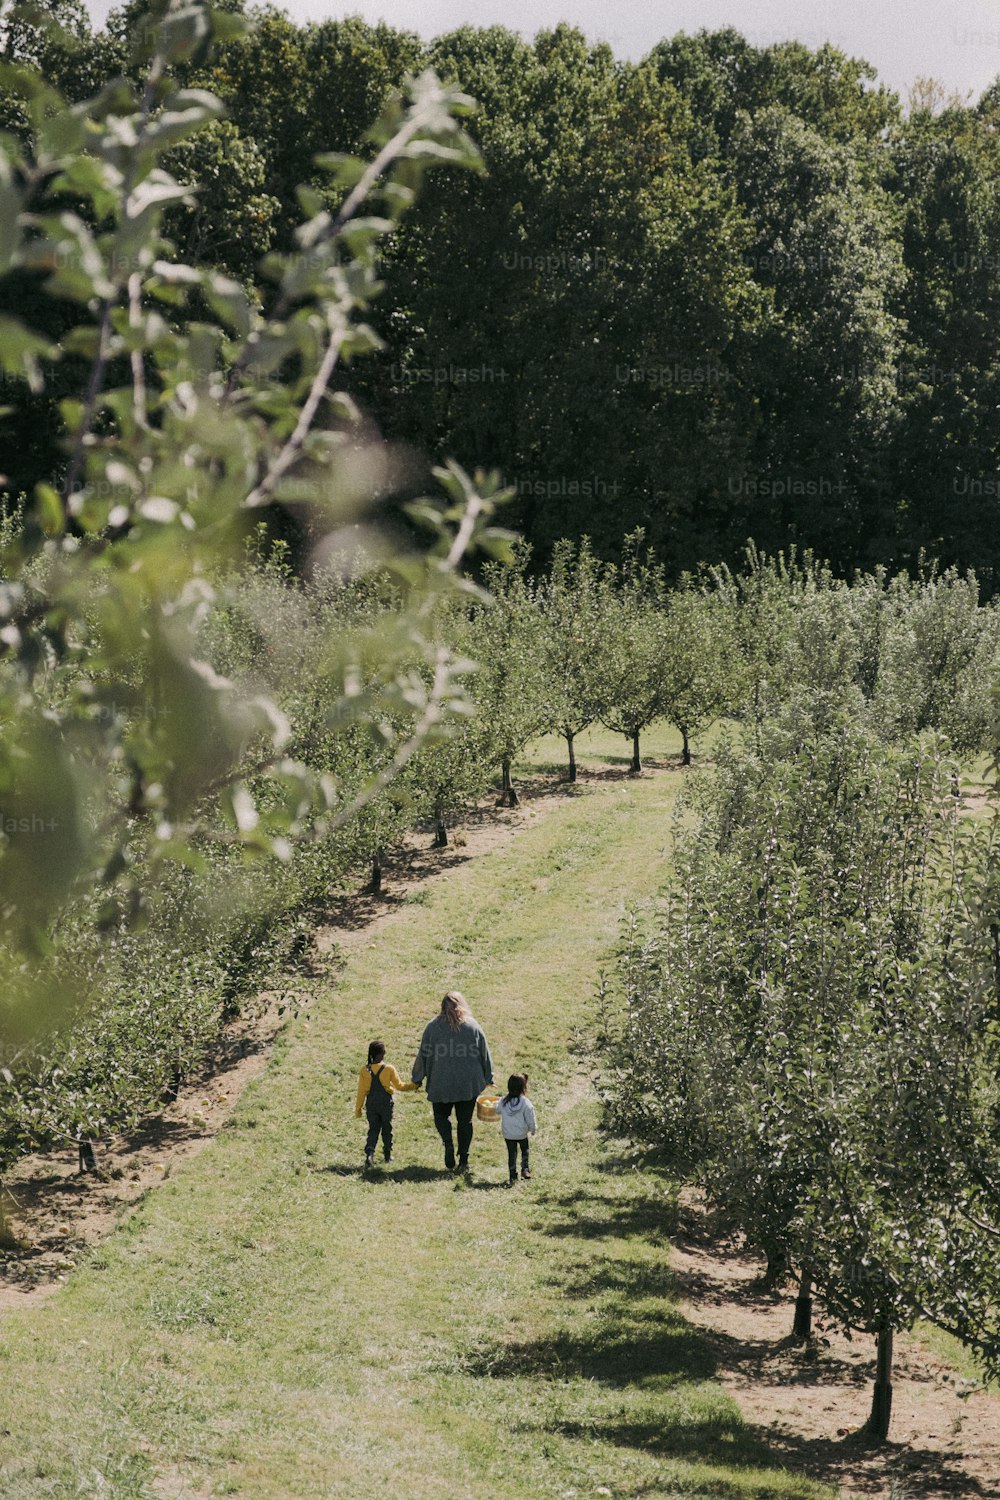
[0,726,834,1500]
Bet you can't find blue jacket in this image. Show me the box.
[412,1015,494,1103]
[496,1095,537,1140]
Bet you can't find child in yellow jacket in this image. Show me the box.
[356,1039,419,1169]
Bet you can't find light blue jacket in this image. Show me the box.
[496,1095,537,1140]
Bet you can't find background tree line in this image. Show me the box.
[5,2,1000,582]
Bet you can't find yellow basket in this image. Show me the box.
[476,1093,500,1122]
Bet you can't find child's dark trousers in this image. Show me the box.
[506,1137,529,1179]
[365,1099,393,1160]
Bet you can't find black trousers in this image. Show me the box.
[365,1100,393,1159]
[506,1137,529,1178]
[432,1098,475,1163]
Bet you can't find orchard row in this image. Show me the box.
[596,666,1000,1439]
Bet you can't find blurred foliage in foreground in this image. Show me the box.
[0,0,512,1047]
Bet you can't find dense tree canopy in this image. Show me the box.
[3,4,1000,581]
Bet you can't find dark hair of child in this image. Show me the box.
[367,1039,386,1065]
[502,1072,528,1104]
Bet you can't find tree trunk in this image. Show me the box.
[163,1063,183,1104]
[433,819,448,849]
[565,730,576,783]
[368,852,383,895]
[499,757,520,808]
[865,1326,894,1441]
[681,725,691,767]
[792,1264,813,1341]
[762,1242,788,1290]
[630,730,641,774]
[78,1138,98,1173]
[0,1198,15,1249]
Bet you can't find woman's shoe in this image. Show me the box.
[521,1167,532,1180]
[364,1153,375,1171]
[444,1147,456,1170]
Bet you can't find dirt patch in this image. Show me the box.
[0,996,288,1309]
[0,763,624,1307]
[960,788,994,819]
[554,1068,593,1116]
[151,1465,215,1500]
[671,1198,1000,1499]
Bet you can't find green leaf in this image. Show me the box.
[0,315,56,393]
[33,482,64,538]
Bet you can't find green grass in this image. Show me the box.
[915,1322,996,1393]
[0,732,834,1500]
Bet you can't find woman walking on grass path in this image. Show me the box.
[412,991,494,1173]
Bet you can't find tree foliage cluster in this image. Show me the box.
[479,539,1000,791]
[7,4,1000,579]
[596,700,1000,1439]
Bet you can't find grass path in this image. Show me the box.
[0,731,834,1500]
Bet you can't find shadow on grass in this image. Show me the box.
[467,1175,713,1380]
[532,1184,999,1500]
[473,1317,717,1386]
[314,1163,447,1184]
[734,1422,998,1499]
[477,1173,878,1500]
[539,1186,679,1246]
[522,1411,779,1471]
[513,1407,983,1500]
[550,1255,678,1305]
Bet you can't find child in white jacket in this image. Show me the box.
[496,1073,537,1185]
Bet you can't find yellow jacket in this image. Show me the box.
[355,1062,418,1117]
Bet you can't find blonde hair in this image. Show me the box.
[440,990,471,1031]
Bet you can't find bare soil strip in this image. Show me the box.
[672,1198,1000,1498]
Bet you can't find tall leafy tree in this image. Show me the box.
[359,24,762,566]
[887,99,1000,578]
[466,546,548,806]
[536,537,613,781]
[723,105,903,566]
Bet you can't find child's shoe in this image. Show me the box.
[521,1167,532,1181]
[364,1152,375,1171]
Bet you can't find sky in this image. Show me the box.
[85,0,1000,101]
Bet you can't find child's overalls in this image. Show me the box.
[365,1063,394,1161]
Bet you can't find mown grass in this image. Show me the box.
[0,725,833,1499]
